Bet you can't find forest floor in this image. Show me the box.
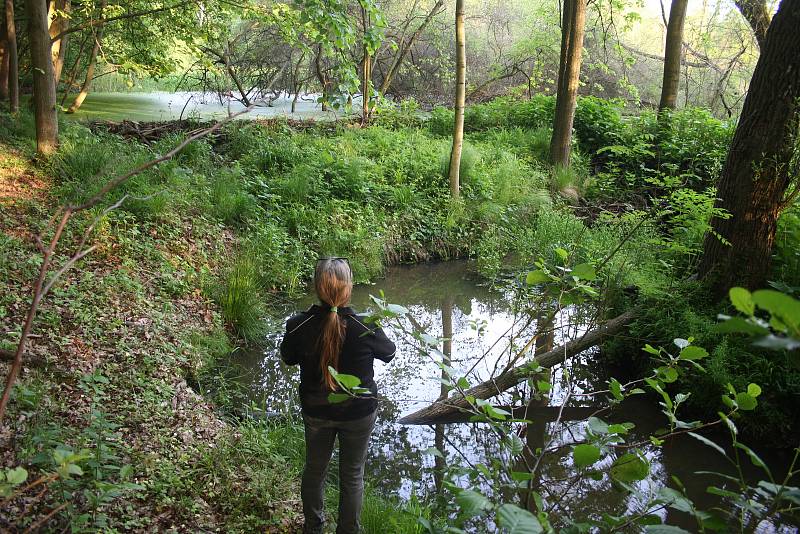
[0,143,305,532]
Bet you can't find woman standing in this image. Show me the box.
[280,257,396,534]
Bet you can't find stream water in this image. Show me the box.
[217,261,798,531]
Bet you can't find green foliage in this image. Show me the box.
[210,252,266,342]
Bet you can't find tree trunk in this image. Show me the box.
[66,27,103,113]
[5,0,18,112]
[0,22,8,100]
[447,0,466,199]
[734,0,771,48]
[379,0,445,95]
[659,0,689,111]
[549,0,587,167]
[398,310,638,424]
[314,44,330,112]
[698,0,800,295]
[27,0,59,154]
[361,50,371,123]
[49,0,70,83]
[59,31,86,106]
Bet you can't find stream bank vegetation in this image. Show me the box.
[1,0,800,529]
[2,91,798,530]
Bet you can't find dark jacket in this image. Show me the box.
[280,304,396,420]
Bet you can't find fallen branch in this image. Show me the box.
[398,309,638,425]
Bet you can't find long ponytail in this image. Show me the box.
[314,258,353,391]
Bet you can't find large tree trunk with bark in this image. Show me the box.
[447,0,466,199]
[549,0,587,167]
[699,0,800,295]
[27,0,59,154]
[5,0,18,111]
[735,0,771,48]
[399,310,637,424]
[659,0,689,111]
[379,0,445,95]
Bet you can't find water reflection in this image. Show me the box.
[224,261,798,530]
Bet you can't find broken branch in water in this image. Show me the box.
[398,309,638,425]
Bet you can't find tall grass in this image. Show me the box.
[212,253,266,342]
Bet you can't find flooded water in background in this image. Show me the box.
[65,91,347,122]
[220,262,798,531]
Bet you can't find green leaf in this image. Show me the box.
[571,263,597,281]
[609,378,623,400]
[687,432,727,457]
[644,525,692,533]
[526,270,550,285]
[734,392,757,411]
[327,393,351,404]
[573,444,601,469]
[712,316,770,335]
[455,489,491,518]
[334,373,361,389]
[587,417,609,435]
[747,383,762,397]
[554,247,569,263]
[423,447,443,458]
[496,503,543,534]
[5,467,27,485]
[729,287,754,315]
[610,452,649,483]
[679,346,708,361]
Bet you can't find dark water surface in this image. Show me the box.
[224,262,798,531]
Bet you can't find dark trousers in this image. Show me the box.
[301,410,377,534]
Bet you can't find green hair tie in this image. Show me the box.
[330,306,338,313]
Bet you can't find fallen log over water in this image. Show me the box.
[398,309,637,425]
[403,405,605,425]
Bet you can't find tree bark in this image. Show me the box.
[0,21,8,100]
[398,310,637,424]
[66,22,104,113]
[659,0,689,111]
[734,0,771,48]
[49,0,70,83]
[447,0,466,199]
[549,0,587,167]
[698,0,800,295]
[27,0,59,154]
[5,0,18,112]
[314,44,330,112]
[379,0,445,95]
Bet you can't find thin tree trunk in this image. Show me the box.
[549,0,587,167]
[734,0,771,48]
[5,0,18,112]
[59,31,87,106]
[314,44,330,112]
[659,0,689,111]
[379,0,445,95]
[447,0,466,199]
[699,0,800,295]
[66,28,103,113]
[49,0,70,83]
[0,22,8,100]
[27,0,59,153]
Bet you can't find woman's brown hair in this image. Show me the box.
[314,258,353,391]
